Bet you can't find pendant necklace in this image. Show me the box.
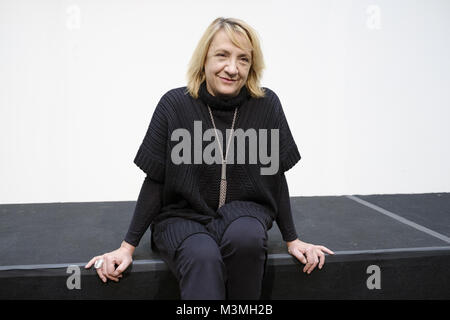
[207,105,238,209]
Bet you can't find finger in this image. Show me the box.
[112,260,130,277]
[85,256,99,269]
[96,266,107,283]
[303,248,318,274]
[306,250,319,274]
[290,248,307,265]
[318,251,325,269]
[107,257,121,282]
[303,249,314,273]
[319,246,335,255]
[103,256,120,282]
[102,255,110,280]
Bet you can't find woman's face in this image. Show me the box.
[204,29,252,98]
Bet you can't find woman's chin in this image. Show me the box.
[215,87,239,98]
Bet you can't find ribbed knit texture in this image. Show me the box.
[125,82,301,247]
[198,80,250,111]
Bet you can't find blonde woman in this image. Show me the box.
[86,17,334,300]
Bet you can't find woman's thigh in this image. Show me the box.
[152,217,215,275]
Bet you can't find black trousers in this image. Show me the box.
[154,215,269,300]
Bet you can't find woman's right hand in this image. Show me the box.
[85,241,135,283]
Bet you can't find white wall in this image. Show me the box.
[1,0,449,204]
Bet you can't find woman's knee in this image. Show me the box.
[177,233,222,266]
[221,216,267,253]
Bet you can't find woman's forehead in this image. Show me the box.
[210,29,252,54]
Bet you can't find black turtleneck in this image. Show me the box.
[124,82,300,248]
[198,80,250,111]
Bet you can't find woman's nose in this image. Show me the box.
[224,60,238,76]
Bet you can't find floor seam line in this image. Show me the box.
[346,195,450,244]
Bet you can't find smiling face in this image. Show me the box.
[204,29,252,98]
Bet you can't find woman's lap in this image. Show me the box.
[153,214,270,299]
[152,200,274,262]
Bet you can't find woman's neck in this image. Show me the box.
[198,80,250,111]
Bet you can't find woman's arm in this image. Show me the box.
[275,173,298,242]
[85,175,163,283]
[124,175,164,247]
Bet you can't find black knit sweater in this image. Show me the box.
[124,82,301,247]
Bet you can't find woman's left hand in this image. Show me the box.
[286,239,335,274]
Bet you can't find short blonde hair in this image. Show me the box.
[186,17,266,99]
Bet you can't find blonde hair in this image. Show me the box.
[186,17,266,99]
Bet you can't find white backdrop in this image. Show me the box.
[1,0,449,204]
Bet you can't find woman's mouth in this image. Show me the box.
[219,76,236,84]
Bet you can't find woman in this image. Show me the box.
[85,17,334,300]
